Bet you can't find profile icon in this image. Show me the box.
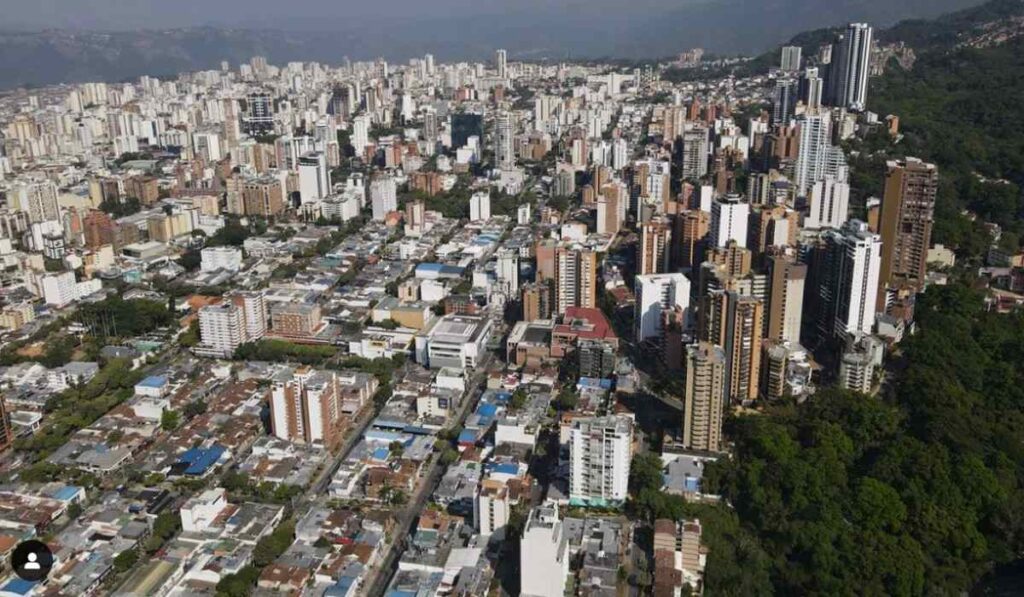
[11,540,53,582]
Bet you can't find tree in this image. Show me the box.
[112,549,139,573]
[253,519,295,567]
[161,409,180,431]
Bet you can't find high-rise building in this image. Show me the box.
[817,220,883,339]
[0,395,12,454]
[826,23,874,111]
[681,125,709,180]
[228,291,268,344]
[370,175,397,221]
[710,194,749,249]
[555,246,597,314]
[702,291,764,402]
[269,368,345,450]
[771,77,799,125]
[470,191,491,221]
[352,114,371,156]
[244,92,274,135]
[877,158,938,307]
[780,45,802,72]
[522,282,554,322]
[801,66,824,110]
[766,255,806,344]
[520,505,570,597]
[198,302,246,358]
[635,273,690,343]
[674,209,710,271]
[12,180,60,223]
[497,249,519,295]
[495,49,508,79]
[475,479,511,538]
[806,178,850,229]
[751,206,799,253]
[494,111,515,170]
[638,217,672,275]
[683,342,727,452]
[297,151,330,204]
[240,176,285,217]
[83,210,117,249]
[793,111,835,195]
[568,415,633,506]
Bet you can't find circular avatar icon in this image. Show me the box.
[11,540,53,582]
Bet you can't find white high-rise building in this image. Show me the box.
[352,114,371,156]
[475,479,511,538]
[495,49,508,79]
[370,175,397,221]
[780,45,802,72]
[635,273,690,342]
[826,220,882,338]
[806,178,850,229]
[198,302,246,358]
[470,191,491,222]
[710,194,750,248]
[230,291,268,344]
[12,180,60,224]
[41,271,77,308]
[828,23,874,111]
[794,111,835,195]
[494,111,515,171]
[520,504,570,597]
[297,151,329,204]
[568,415,633,506]
[497,249,519,294]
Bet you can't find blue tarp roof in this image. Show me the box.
[458,429,478,443]
[477,403,498,417]
[1,579,36,595]
[578,377,614,390]
[372,447,390,461]
[178,444,226,475]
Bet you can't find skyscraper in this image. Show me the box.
[352,114,371,156]
[793,111,833,195]
[826,23,874,111]
[269,368,345,451]
[766,255,806,344]
[638,218,672,275]
[806,178,850,229]
[780,46,802,72]
[370,174,397,221]
[635,273,691,343]
[494,111,515,170]
[568,415,633,506]
[702,290,764,403]
[244,92,274,135]
[683,342,727,452]
[297,151,330,204]
[555,246,598,314]
[771,77,799,125]
[817,220,883,339]
[495,49,508,79]
[710,194,749,249]
[674,209,710,271]
[681,125,709,180]
[877,158,938,307]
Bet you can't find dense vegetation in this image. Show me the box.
[870,34,1024,255]
[73,296,175,339]
[693,284,1024,595]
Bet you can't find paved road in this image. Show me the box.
[362,353,497,597]
[308,403,380,497]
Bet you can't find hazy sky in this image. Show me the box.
[0,0,700,30]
